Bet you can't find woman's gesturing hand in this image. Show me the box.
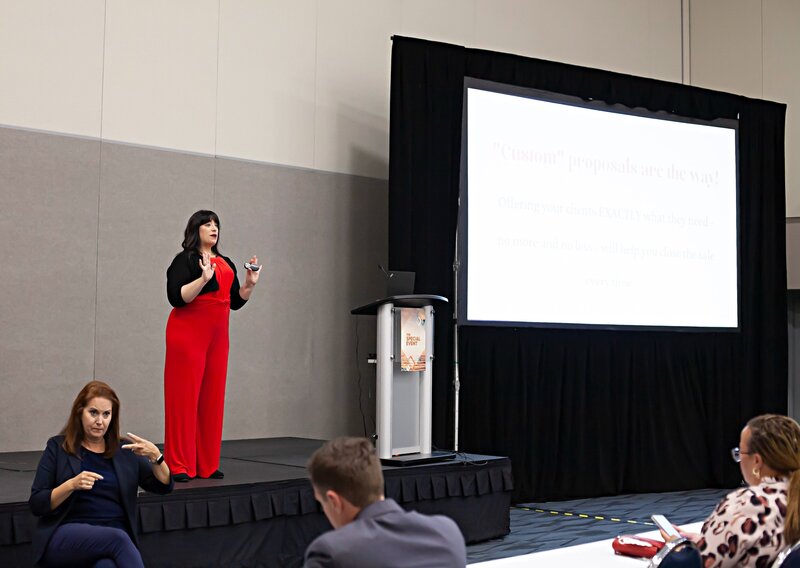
[199,252,215,283]
[122,432,161,463]
[244,255,260,287]
[70,471,103,491]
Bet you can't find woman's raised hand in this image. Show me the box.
[199,252,215,283]
[245,255,260,287]
[122,432,161,463]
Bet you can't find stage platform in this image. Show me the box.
[0,437,512,567]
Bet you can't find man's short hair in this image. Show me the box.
[307,437,384,508]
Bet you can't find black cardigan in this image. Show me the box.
[166,249,247,310]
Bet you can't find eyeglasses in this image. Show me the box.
[730,447,752,463]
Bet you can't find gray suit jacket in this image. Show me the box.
[304,498,466,568]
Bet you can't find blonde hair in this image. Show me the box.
[746,414,800,544]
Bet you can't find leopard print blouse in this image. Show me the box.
[698,476,788,568]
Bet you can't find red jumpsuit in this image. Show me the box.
[164,257,234,478]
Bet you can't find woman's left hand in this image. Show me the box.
[244,255,261,287]
[658,525,699,544]
[122,432,162,463]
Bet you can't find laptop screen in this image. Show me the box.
[386,270,415,297]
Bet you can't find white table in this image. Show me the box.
[469,522,703,567]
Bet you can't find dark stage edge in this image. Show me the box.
[0,437,512,567]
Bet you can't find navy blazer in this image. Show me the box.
[304,498,466,568]
[29,436,174,566]
[166,249,247,310]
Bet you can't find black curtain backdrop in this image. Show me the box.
[388,36,788,502]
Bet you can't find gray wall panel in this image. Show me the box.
[788,220,800,289]
[94,142,215,443]
[789,291,800,420]
[0,128,101,451]
[0,126,387,452]
[215,158,386,440]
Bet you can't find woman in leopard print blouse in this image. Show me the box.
[681,415,800,567]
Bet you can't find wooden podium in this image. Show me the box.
[351,294,453,465]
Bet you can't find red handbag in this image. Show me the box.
[612,535,666,558]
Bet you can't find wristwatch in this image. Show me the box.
[152,453,165,465]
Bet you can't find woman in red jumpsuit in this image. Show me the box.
[164,210,259,481]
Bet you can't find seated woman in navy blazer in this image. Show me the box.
[29,380,174,568]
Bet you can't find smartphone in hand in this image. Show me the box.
[651,514,682,540]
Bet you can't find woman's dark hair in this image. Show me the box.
[60,380,121,458]
[182,210,221,255]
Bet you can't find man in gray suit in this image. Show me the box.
[304,437,466,568]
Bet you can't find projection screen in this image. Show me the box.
[458,78,739,330]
